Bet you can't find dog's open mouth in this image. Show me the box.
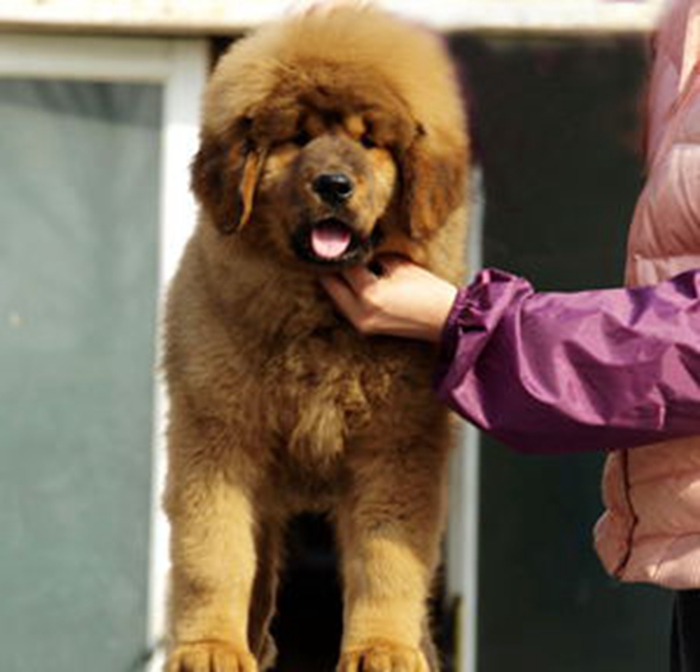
[291,218,383,267]
[311,219,353,260]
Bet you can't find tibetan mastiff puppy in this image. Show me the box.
[164,5,469,672]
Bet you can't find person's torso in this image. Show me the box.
[596,0,700,589]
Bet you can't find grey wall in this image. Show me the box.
[0,78,162,672]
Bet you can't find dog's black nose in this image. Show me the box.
[312,173,354,205]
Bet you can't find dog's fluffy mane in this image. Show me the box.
[193,3,470,261]
[202,4,466,149]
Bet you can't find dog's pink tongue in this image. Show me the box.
[311,223,352,259]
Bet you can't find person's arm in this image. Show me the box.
[322,262,700,454]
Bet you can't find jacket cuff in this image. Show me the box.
[434,268,534,400]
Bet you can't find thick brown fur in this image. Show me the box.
[163,5,469,672]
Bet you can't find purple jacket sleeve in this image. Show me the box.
[435,267,700,454]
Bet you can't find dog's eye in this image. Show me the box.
[360,133,376,149]
[292,130,312,147]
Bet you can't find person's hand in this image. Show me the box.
[320,256,458,341]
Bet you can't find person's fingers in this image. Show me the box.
[319,274,366,325]
[339,262,381,294]
[367,254,417,280]
[375,254,412,272]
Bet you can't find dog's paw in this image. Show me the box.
[166,641,258,672]
[339,641,429,672]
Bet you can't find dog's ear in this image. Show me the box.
[191,119,268,235]
[400,124,468,240]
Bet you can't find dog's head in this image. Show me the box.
[192,6,469,271]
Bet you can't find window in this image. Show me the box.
[0,34,207,672]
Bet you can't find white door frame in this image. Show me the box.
[0,32,208,672]
[0,0,663,34]
[445,167,485,672]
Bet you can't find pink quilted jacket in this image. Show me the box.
[594,0,700,588]
[435,0,700,588]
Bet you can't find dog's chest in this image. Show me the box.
[261,330,391,468]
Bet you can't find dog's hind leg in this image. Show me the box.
[248,521,283,671]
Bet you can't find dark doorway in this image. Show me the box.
[449,32,673,672]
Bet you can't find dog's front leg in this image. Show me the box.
[164,435,259,672]
[336,446,449,672]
